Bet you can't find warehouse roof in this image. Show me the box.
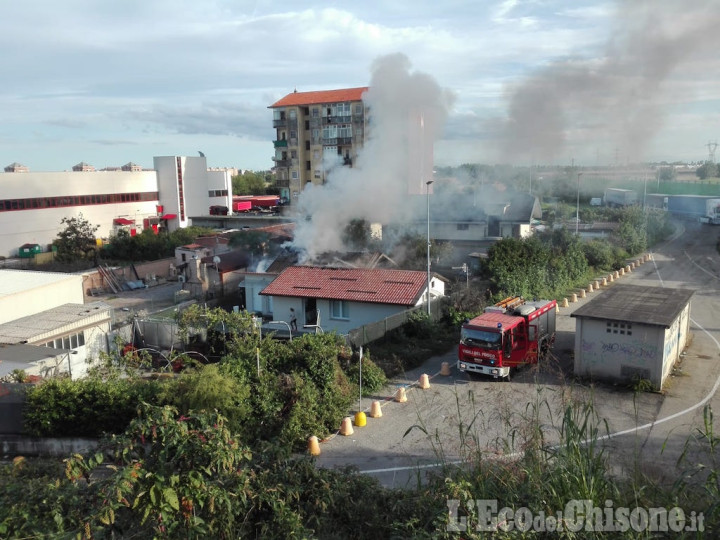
[571,284,694,328]
[0,302,112,343]
[0,269,81,297]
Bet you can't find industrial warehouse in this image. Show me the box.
[0,156,234,259]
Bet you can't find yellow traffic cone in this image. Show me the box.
[354,411,367,427]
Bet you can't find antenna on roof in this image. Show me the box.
[198,151,205,158]
[293,87,297,93]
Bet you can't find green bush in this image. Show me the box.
[157,364,252,436]
[343,353,387,396]
[23,378,162,437]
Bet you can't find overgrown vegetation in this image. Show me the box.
[3,395,717,537]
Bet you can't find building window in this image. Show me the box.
[312,108,319,117]
[305,120,310,130]
[306,161,311,171]
[330,300,349,319]
[606,322,632,335]
[291,171,299,180]
[291,150,297,159]
[305,140,310,151]
[457,224,469,231]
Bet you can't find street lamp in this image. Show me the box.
[268,320,292,341]
[426,180,434,316]
[575,172,583,235]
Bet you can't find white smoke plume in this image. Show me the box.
[494,0,720,164]
[292,53,455,260]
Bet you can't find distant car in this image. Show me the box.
[209,205,229,215]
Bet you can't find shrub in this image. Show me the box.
[343,352,387,396]
[157,364,252,436]
[23,378,162,437]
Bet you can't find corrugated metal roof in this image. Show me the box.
[0,302,112,343]
[269,87,369,108]
[260,266,427,305]
[571,284,694,327]
[0,269,81,298]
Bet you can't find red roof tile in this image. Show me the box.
[260,266,427,305]
[269,87,369,108]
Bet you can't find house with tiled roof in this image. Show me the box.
[259,266,445,335]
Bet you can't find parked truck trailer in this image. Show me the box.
[604,188,638,208]
[667,195,720,224]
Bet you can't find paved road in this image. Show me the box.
[315,221,720,490]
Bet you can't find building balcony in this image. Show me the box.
[324,115,352,124]
[272,157,291,167]
[273,140,288,148]
[275,178,290,188]
[322,137,353,146]
[273,119,287,128]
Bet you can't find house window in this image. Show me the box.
[330,300,349,319]
[312,108,319,117]
[291,171,299,180]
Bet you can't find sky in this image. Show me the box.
[1,0,719,173]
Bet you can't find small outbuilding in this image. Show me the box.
[571,284,694,389]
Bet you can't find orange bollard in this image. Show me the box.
[370,400,383,418]
[340,417,354,436]
[308,436,321,456]
[395,387,408,403]
[419,373,431,389]
[440,362,452,376]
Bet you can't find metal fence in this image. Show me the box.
[346,297,448,348]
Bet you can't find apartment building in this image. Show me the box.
[269,87,369,203]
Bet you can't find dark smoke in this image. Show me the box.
[495,0,720,164]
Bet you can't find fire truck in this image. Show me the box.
[457,296,557,379]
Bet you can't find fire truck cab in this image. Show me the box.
[458,297,556,379]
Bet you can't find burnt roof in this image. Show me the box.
[571,284,694,328]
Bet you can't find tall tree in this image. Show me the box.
[54,214,100,263]
[232,171,268,195]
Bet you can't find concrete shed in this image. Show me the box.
[571,284,694,389]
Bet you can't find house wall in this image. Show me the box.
[269,296,417,336]
[431,221,488,242]
[243,274,278,315]
[573,315,680,388]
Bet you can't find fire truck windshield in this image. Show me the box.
[460,328,502,349]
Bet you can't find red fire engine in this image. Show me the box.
[458,296,557,379]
